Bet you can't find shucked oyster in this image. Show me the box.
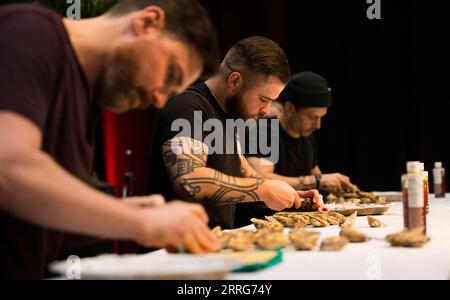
[308,215,330,227]
[227,230,255,251]
[367,215,386,228]
[340,228,367,243]
[291,214,311,228]
[272,215,292,227]
[251,217,283,232]
[289,229,321,251]
[327,211,346,224]
[256,231,289,250]
[386,227,430,248]
[211,226,232,249]
[340,211,357,228]
[320,236,349,251]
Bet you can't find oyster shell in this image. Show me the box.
[256,232,289,250]
[227,230,255,251]
[327,211,346,224]
[340,211,357,228]
[251,217,283,232]
[289,229,321,251]
[386,227,430,248]
[340,228,367,243]
[367,215,386,228]
[308,215,330,227]
[320,236,349,251]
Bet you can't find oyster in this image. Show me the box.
[308,215,330,227]
[272,215,291,227]
[256,232,289,250]
[375,196,387,204]
[386,227,430,248]
[227,230,255,251]
[344,193,360,199]
[360,198,372,205]
[327,211,346,224]
[327,193,338,203]
[367,215,386,228]
[340,211,357,228]
[251,217,283,232]
[340,228,367,243]
[211,226,233,249]
[291,214,311,228]
[289,229,321,251]
[320,236,349,251]
[300,198,314,211]
[358,191,375,199]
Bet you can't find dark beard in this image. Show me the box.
[225,92,245,119]
[94,47,151,113]
[225,91,266,120]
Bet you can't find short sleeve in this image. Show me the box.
[156,91,211,144]
[0,7,61,131]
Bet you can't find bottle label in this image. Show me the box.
[434,169,442,184]
[408,176,424,208]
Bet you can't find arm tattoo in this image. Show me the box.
[180,171,266,206]
[162,137,266,205]
[163,139,207,180]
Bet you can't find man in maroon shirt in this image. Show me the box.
[0,0,219,279]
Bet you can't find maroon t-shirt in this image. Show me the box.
[0,4,98,279]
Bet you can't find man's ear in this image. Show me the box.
[226,72,243,92]
[285,101,296,116]
[132,6,166,36]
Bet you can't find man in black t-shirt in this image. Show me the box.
[147,37,326,229]
[247,72,353,194]
[0,0,220,279]
[236,72,353,224]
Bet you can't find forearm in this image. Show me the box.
[0,151,142,241]
[172,167,266,206]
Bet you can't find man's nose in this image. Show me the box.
[316,118,322,130]
[261,102,272,117]
[152,90,169,109]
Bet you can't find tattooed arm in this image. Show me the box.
[162,137,301,211]
[247,157,319,190]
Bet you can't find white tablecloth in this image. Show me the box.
[226,195,450,280]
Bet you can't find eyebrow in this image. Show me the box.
[259,95,277,102]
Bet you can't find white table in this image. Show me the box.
[226,195,450,280]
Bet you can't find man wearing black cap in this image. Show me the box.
[248,71,352,192]
[234,72,352,226]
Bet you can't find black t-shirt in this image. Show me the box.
[243,117,318,176]
[273,120,318,177]
[0,4,97,279]
[234,118,318,227]
[146,83,242,229]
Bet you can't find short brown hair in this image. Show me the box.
[222,36,290,85]
[107,0,220,78]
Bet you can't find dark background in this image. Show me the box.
[199,0,450,192]
[3,0,449,193]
